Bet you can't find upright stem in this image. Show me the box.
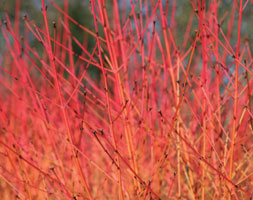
[176,56,181,198]
[229,0,242,197]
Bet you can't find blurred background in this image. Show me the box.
[0,0,252,64]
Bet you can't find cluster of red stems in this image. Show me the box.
[0,0,252,199]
